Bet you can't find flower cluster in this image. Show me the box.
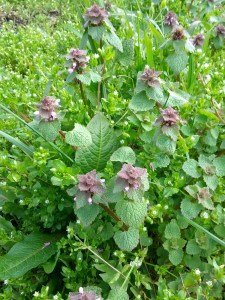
[34,96,60,122]
[155,107,180,133]
[216,24,225,37]
[116,164,147,192]
[164,12,178,28]
[83,4,108,27]
[192,34,204,47]
[76,170,105,204]
[140,66,162,88]
[69,287,97,300]
[171,26,185,40]
[66,49,89,74]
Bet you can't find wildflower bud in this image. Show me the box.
[74,197,77,201]
[116,164,147,193]
[216,24,225,37]
[164,12,178,28]
[140,66,162,88]
[66,49,89,74]
[77,170,105,204]
[34,96,60,122]
[171,26,185,40]
[83,4,108,28]
[155,107,180,134]
[192,34,204,47]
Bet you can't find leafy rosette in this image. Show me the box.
[114,164,149,201]
[83,4,108,28]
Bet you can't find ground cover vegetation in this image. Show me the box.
[0,0,225,299]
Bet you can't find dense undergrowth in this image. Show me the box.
[0,0,225,299]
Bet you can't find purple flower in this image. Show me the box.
[155,107,180,134]
[77,170,105,204]
[117,164,147,192]
[140,66,162,88]
[66,49,89,74]
[171,26,185,40]
[216,25,225,37]
[34,96,60,122]
[164,12,178,28]
[69,287,96,300]
[192,34,204,47]
[83,4,108,28]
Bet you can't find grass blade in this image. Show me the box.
[0,103,73,163]
[184,217,225,248]
[0,130,34,158]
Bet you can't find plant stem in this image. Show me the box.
[99,203,128,231]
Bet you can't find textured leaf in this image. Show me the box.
[186,240,201,255]
[146,86,165,104]
[116,39,134,66]
[129,91,155,112]
[105,32,123,51]
[114,228,139,251]
[203,175,218,191]
[107,287,129,300]
[156,134,176,154]
[88,26,105,41]
[152,154,170,168]
[110,146,136,164]
[89,70,101,83]
[182,159,201,178]
[181,198,201,219]
[165,219,181,239]
[115,199,147,228]
[169,249,183,266]
[75,113,117,172]
[76,204,100,227]
[65,124,92,147]
[213,156,225,176]
[36,120,61,142]
[76,73,91,85]
[167,90,190,107]
[166,51,188,74]
[0,233,57,280]
[0,216,14,233]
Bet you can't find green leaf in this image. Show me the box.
[115,199,147,228]
[182,159,201,178]
[213,156,225,176]
[114,228,139,251]
[76,204,100,227]
[107,287,129,300]
[0,233,57,280]
[166,51,189,74]
[165,219,181,239]
[88,26,105,41]
[75,113,117,172]
[89,70,101,83]
[181,198,201,219]
[43,251,60,274]
[0,216,14,233]
[169,249,183,266]
[152,154,170,168]
[156,134,176,154]
[0,130,34,158]
[36,120,61,142]
[105,32,123,52]
[166,90,190,107]
[146,86,165,104]
[129,91,155,112]
[76,73,91,85]
[110,146,136,164]
[186,240,201,255]
[65,124,92,147]
[116,39,134,66]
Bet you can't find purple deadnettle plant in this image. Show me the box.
[140,66,162,88]
[115,164,148,195]
[69,287,97,300]
[66,49,90,74]
[34,96,60,122]
[76,170,105,204]
[192,34,204,47]
[164,11,178,28]
[171,26,185,40]
[83,4,108,28]
[155,107,180,135]
[215,24,225,37]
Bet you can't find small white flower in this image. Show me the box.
[45,199,49,204]
[93,53,99,59]
[202,212,209,219]
[113,90,118,96]
[19,200,24,204]
[4,280,8,285]
[164,205,169,210]
[76,220,80,224]
[195,268,201,275]
[79,287,84,294]
[152,210,157,215]
[33,291,40,297]
[206,280,213,286]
